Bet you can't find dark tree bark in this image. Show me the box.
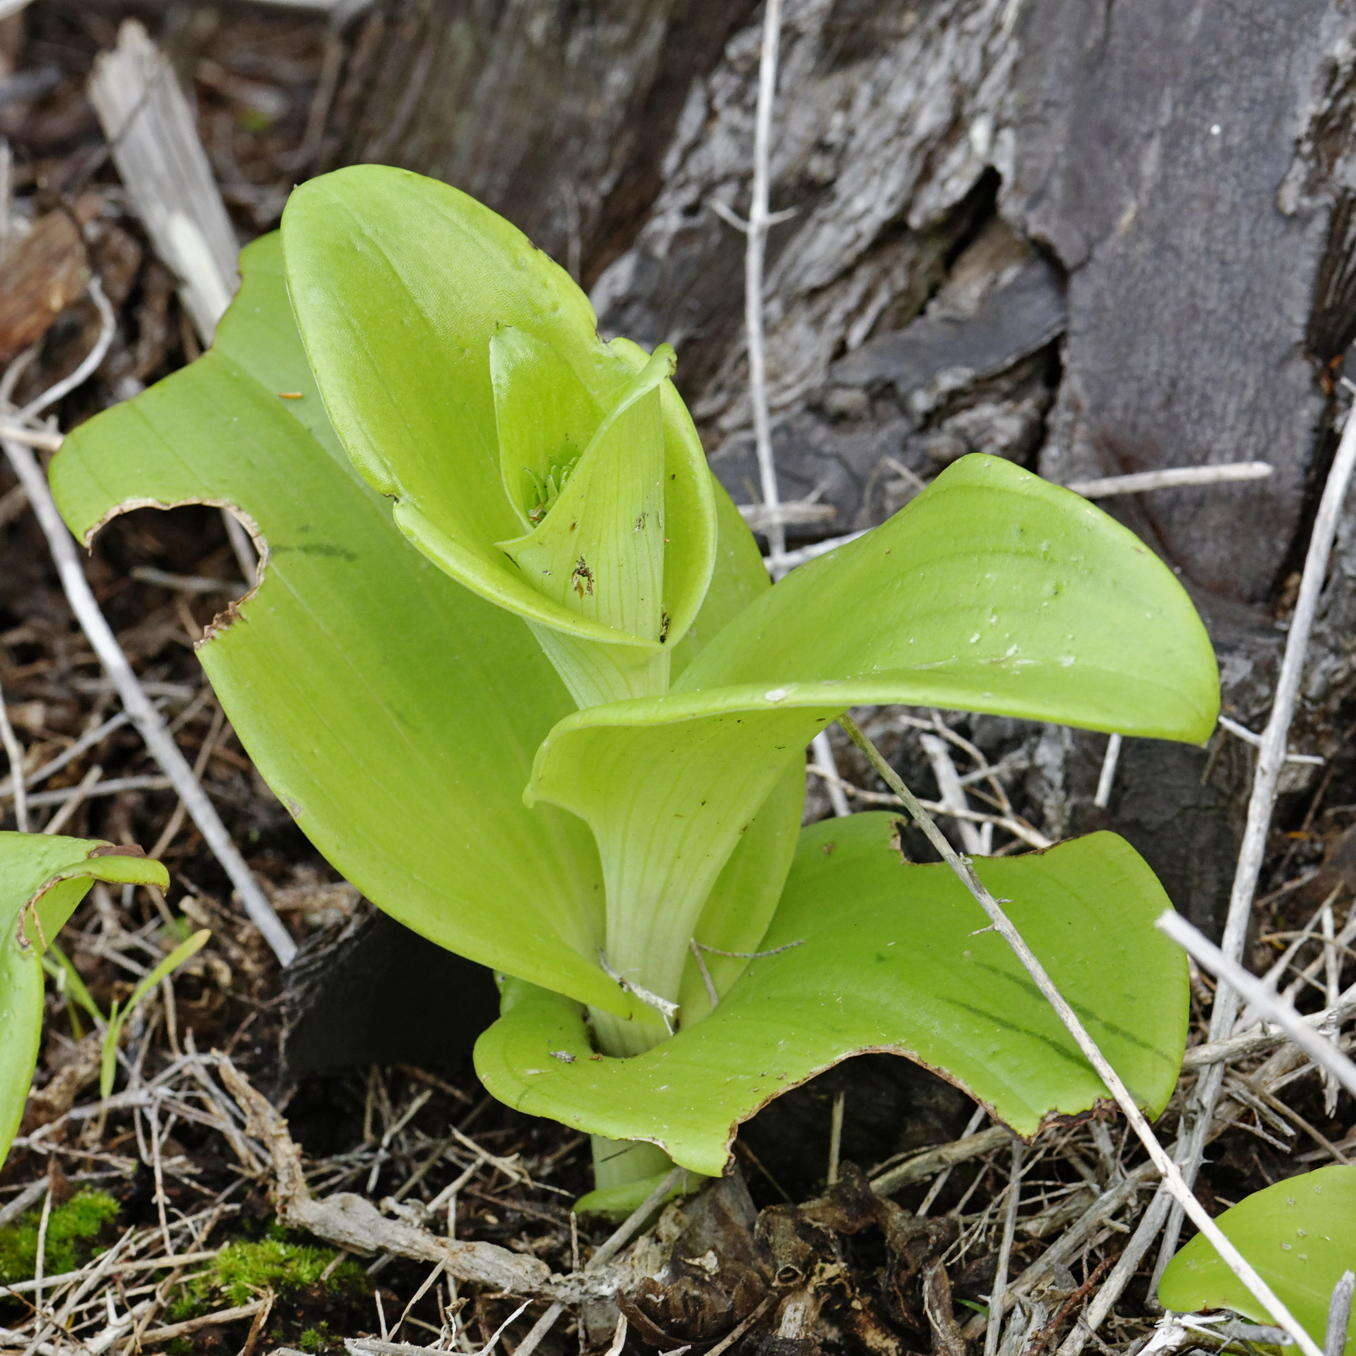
[288,0,1356,1068]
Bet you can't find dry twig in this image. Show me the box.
[838,713,1325,1356]
[1157,402,1356,1275]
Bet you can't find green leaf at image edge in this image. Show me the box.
[475,818,1190,1177]
[1,833,168,1166]
[1158,1165,1356,1346]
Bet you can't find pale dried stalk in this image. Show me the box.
[218,1056,623,1303]
[737,0,850,819]
[1182,990,1356,1070]
[838,713,1324,1356]
[985,1141,1024,1356]
[88,21,237,341]
[871,1123,1010,1195]
[1064,461,1272,498]
[767,463,1273,574]
[1326,1271,1354,1356]
[0,678,28,831]
[1093,733,1121,809]
[921,731,985,853]
[1158,911,1356,1098]
[747,0,786,566]
[1159,403,1356,1275]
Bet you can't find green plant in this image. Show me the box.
[49,165,1219,1206]
[96,926,208,1099]
[1159,1165,1356,1348]
[0,1188,120,1285]
[168,1236,365,1318]
[1,833,168,1167]
[42,926,209,1098]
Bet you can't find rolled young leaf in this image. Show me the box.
[280,165,718,702]
[529,453,1221,1026]
[50,235,638,1021]
[476,820,1189,1176]
[498,344,676,703]
[1,834,167,1166]
[587,475,807,1047]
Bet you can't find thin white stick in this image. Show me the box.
[1093,733,1121,810]
[766,463,1271,576]
[1065,462,1272,499]
[747,0,787,566]
[921,732,984,853]
[986,1140,1024,1356]
[838,714,1325,1356]
[812,731,851,817]
[0,421,61,451]
[774,529,869,571]
[1218,714,1324,766]
[1159,404,1356,1274]
[1,436,296,965]
[827,1089,845,1186]
[0,680,28,832]
[1326,1271,1354,1356]
[740,4,850,817]
[1157,911,1356,1098]
[739,499,835,530]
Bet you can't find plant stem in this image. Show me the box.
[587,1004,671,1060]
[589,1135,673,1194]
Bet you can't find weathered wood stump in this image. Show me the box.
[287,0,1356,1087]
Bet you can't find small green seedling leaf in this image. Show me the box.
[476,821,1188,1176]
[0,834,167,1167]
[1158,1165,1356,1347]
[100,928,209,1099]
[42,942,104,1035]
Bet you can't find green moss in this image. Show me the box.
[299,1325,336,1352]
[169,1237,365,1320]
[0,1189,119,1284]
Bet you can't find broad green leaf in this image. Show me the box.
[529,454,1220,1030]
[476,820,1189,1176]
[1158,1165,1356,1345]
[1,834,167,1166]
[280,165,717,657]
[680,452,1218,737]
[50,235,639,1021]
